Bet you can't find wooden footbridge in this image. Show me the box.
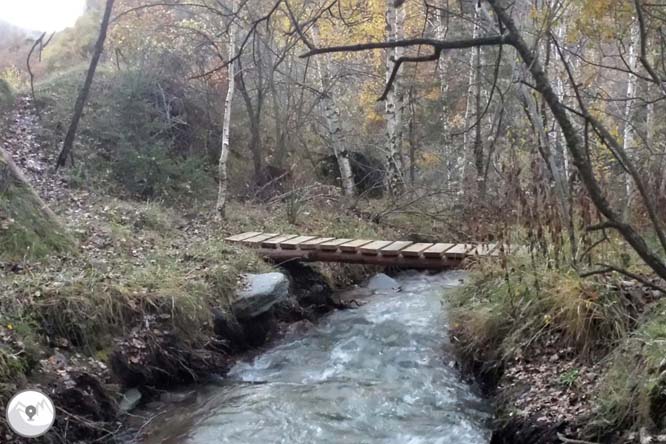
[225,232,505,269]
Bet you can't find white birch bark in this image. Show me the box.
[647,88,654,150]
[551,20,570,180]
[459,2,481,194]
[216,8,236,219]
[623,23,640,217]
[543,11,573,197]
[395,1,406,160]
[435,1,453,187]
[385,0,405,195]
[311,26,355,197]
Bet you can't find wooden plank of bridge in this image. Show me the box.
[280,235,318,249]
[401,243,434,257]
[445,243,475,258]
[299,237,336,250]
[224,231,508,268]
[360,240,393,255]
[318,238,353,251]
[339,239,374,252]
[242,233,279,245]
[380,241,413,256]
[261,234,299,248]
[424,243,455,258]
[225,231,262,242]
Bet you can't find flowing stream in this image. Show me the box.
[141,271,491,443]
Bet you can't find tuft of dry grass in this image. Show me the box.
[451,253,635,365]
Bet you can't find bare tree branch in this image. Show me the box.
[580,263,666,295]
[300,35,510,59]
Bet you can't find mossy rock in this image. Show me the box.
[0,149,73,260]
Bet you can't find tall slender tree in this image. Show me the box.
[623,22,640,218]
[216,3,237,219]
[311,25,355,198]
[384,0,406,195]
[56,0,115,169]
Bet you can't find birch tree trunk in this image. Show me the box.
[551,19,570,180]
[623,22,640,218]
[435,1,453,188]
[548,12,577,260]
[459,2,481,194]
[384,0,406,195]
[472,33,484,197]
[311,26,355,197]
[215,12,236,219]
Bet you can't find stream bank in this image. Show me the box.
[449,257,666,444]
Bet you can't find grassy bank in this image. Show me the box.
[0,189,398,442]
[450,247,666,442]
[0,197,396,380]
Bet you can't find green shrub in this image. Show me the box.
[114,143,215,200]
[35,66,217,202]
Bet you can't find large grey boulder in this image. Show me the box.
[232,272,290,320]
[367,273,401,291]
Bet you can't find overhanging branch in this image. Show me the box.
[300,34,510,101]
[300,34,511,58]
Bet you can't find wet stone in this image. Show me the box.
[367,273,401,291]
[119,388,142,412]
[232,272,290,320]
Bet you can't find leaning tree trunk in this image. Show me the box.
[1,147,71,257]
[56,0,115,169]
[1,148,58,221]
[384,0,406,196]
[216,14,236,219]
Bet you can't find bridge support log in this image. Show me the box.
[253,249,462,269]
